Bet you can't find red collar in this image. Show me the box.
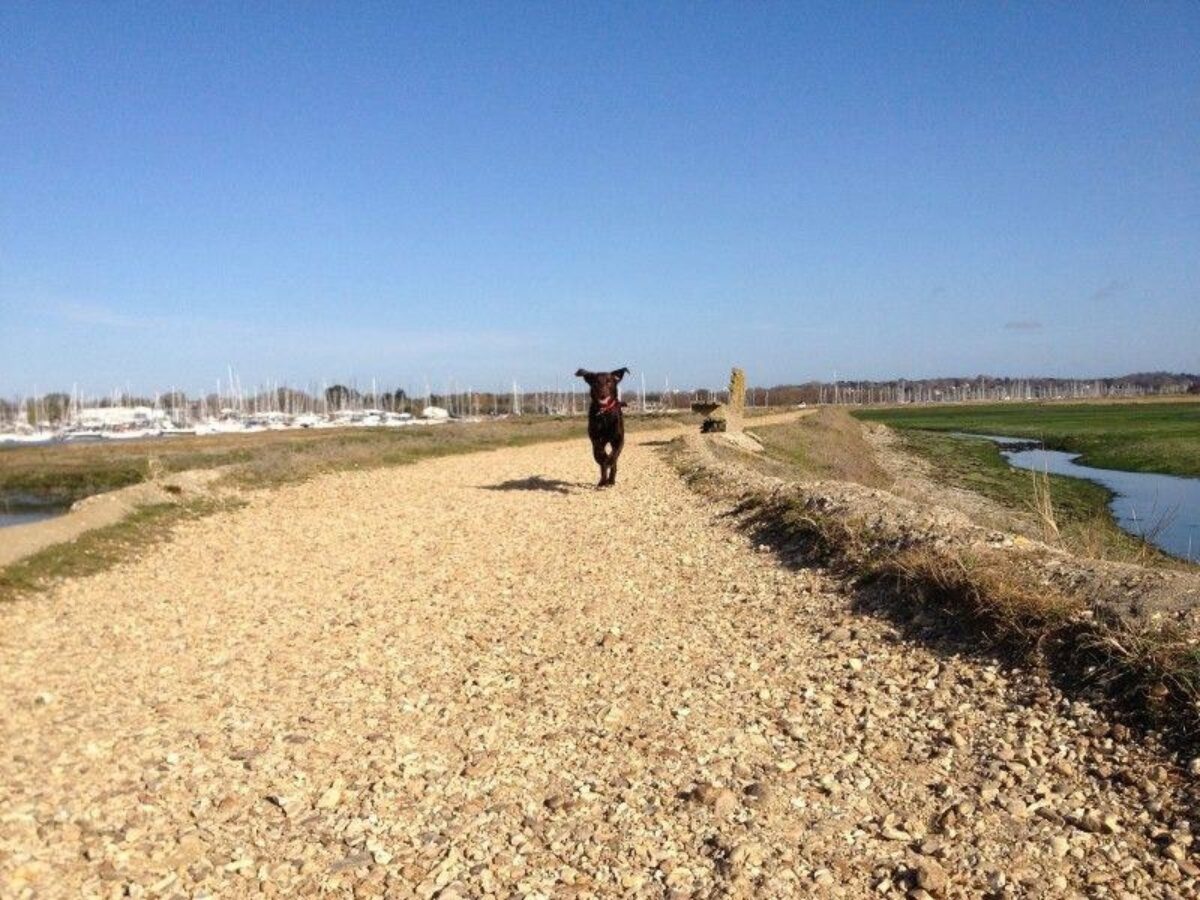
[597,397,623,414]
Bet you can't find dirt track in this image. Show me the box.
[1,429,1195,898]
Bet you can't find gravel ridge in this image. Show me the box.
[1,430,1195,898]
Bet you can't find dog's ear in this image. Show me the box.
[612,367,630,381]
[575,368,594,382]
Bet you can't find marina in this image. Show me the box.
[0,404,457,446]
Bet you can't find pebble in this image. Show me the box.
[713,789,740,819]
[914,858,948,897]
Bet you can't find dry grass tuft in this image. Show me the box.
[874,545,1081,637]
[1075,617,1200,722]
[1026,468,1062,545]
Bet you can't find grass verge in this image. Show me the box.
[0,498,242,604]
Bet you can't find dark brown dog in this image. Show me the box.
[575,367,629,487]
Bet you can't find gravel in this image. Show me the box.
[1,427,1195,898]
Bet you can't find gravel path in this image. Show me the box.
[1,430,1195,898]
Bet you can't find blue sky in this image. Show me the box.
[2,2,1197,395]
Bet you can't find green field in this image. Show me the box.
[854,400,1200,478]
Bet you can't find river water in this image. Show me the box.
[0,507,65,529]
[0,492,69,530]
[957,434,1200,562]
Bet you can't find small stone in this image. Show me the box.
[620,871,646,890]
[316,782,344,810]
[914,858,948,896]
[714,788,740,818]
[329,851,372,874]
[1163,843,1186,862]
[265,794,304,819]
[744,782,772,803]
[903,817,927,841]
[665,865,693,887]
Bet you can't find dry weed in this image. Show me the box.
[876,546,1081,637]
[1026,467,1061,544]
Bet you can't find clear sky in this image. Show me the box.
[2,2,1197,396]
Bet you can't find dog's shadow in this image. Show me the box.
[481,475,586,495]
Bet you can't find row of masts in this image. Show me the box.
[2,372,694,428]
[3,372,1192,428]
[813,376,1190,406]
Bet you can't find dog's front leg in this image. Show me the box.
[592,442,609,488]
[606,435,623,486]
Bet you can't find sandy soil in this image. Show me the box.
[1,429,1195,898]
